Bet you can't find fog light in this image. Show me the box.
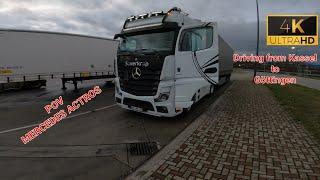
[156,106,168,113]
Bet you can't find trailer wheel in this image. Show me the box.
[32,82,42,89]
[226,74,231,83]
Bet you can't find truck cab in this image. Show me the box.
[114,7,233,117]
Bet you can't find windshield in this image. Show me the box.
[118,31,176,53]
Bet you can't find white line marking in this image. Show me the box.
[0,104,117,135]
[94,104,117,111]
[0,124,40,134]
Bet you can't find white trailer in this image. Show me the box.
[0,29,118,91]
[114,7,233,117]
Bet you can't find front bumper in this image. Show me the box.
[115,90,180,117]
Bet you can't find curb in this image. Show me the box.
[126,83,234,180]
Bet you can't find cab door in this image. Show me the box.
[174,23,219,105]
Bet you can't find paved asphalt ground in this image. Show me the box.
[0,78,231,180]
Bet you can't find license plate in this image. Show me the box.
[131,106,142,112]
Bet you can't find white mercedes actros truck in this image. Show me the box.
[114,7,233,117]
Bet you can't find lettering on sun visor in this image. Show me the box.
[125,61,149,67]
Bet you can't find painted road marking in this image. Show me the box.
[0,104,117,135]
[0,124,40,135]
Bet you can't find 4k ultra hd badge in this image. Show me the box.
[267,15,318,46]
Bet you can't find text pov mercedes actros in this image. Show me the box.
[114,7,233,117]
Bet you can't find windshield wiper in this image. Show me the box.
[135,48,161,54]
[118,50,135,55]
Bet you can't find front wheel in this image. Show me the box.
[182,107,191,115]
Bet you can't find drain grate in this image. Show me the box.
[129,142,159,156]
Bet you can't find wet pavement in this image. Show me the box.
[0,78,231,180]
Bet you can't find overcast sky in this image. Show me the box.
[0,0,319,54]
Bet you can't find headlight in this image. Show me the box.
[155,87,171,102]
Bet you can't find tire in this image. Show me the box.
[182,107,191,115]
[226,74,231,83]
[30,82,42,89]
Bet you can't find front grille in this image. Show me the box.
[118,54,165,96]
[123,98,154,111]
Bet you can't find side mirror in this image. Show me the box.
[114,34,126,40]
[113,34,119,39]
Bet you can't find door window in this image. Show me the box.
[179,27,213,51]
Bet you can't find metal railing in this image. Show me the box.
[0,70,114,83]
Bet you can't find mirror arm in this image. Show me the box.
[114,34,126,40]
[193,50,197,57]
[203,22,211,27]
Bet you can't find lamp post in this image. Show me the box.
[253,0,259,80]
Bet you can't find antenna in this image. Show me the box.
[168,7,189,16]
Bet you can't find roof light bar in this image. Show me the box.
[126,11,165,22]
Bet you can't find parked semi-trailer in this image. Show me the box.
[0,29,118,91]
[114,7,233,117]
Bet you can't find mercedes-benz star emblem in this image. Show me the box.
[132,67,142,79]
